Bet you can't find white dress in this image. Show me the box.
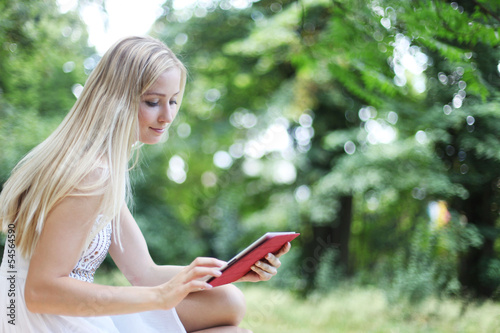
[0,222,186,332]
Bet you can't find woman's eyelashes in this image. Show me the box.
[144,100,177,107]
[145,100,159,107]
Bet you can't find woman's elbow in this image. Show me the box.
[24,279,48,313]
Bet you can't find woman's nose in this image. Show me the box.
[159,105,175,123]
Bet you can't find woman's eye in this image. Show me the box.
[170,100,178,106]
[146,101,159,107]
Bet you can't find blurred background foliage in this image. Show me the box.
[1,0,499,306]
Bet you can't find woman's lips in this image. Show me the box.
[150,127,165,134]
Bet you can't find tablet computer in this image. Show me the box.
[206,232,300,287]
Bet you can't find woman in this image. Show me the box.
[0,36,290,332]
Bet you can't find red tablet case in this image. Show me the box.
[207,232,300,287]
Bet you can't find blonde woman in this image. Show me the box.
[0,36,290,332]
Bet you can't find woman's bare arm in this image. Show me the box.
[24,194,223,317]
[108,204,187,287]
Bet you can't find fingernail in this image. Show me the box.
[266,253,272,259]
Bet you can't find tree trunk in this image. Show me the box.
[458,182,498,297]
[302,195,353,291]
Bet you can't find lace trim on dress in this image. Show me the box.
[69,222,112,283]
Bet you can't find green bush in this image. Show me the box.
[386,216,483,305]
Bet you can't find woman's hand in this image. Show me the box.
[156,257,225,310]
[236,242,291,283]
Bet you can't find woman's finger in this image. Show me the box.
[184,266,222,281]
[189,257,226,268]
[250,265,274,281]
[274,242,291,259]
[254,260,277,276]
[264,253,281,269]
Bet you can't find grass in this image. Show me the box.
[240,286,500,333]
[94,270,500,332]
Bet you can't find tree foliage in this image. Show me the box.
[1,0,499,302]
[0,0,93,180]
[145,0,500,298]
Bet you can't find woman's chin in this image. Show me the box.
[139,135,165,145]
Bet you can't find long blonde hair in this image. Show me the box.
[0,36,187,258]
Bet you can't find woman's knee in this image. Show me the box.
[214,284,247,326]
[177,283,248,331]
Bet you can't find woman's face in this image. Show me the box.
[138,67,182,144]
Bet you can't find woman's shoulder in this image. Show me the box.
[72,163,110,196]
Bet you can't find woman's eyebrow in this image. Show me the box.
[143,92,166,97]
[143,91,180,97]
